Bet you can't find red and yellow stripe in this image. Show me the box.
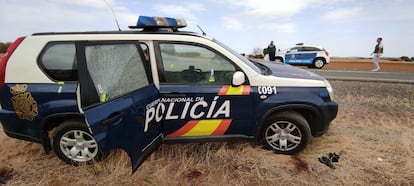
[167,119,232,137]
[218,85,250,95]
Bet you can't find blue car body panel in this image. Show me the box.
[285,52,317,65]
[159,84,254,138]
[0,82,78,142]
[83,85,162,172]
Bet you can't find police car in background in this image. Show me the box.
[0,16,338,173]
[275,43,330,69]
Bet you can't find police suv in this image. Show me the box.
[275,43,330,69]
[0,16,338,172]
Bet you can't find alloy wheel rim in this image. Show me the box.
[315,60,324,68]
[59,130,98,162]
[265,121,302,151]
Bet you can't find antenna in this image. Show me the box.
[103,0,121,31]
[197,25,206,36]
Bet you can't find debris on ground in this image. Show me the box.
[318,152,340,169]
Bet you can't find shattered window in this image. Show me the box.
[85,43,148,102]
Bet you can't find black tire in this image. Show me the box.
[52,121,101,166]
[313,58,325,69]
[259,112,311,154]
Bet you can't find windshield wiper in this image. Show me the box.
[251,61,272,75]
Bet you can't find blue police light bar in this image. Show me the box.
[129,16,187,29]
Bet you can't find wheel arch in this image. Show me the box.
[255,104,322,141]
[313,57,326,63]
[40,113,86,153]
[275,56,284,62]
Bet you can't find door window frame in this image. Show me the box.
[38,41,77,82]
[75,41,153,109]
[153,41,242,84]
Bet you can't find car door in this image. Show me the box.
[298,47,318,65]
[154,42,254,139]
[76,41,162,172]
[286,47,316,65]
[285,47,303,64]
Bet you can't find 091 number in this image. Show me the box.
[258,86,277,95]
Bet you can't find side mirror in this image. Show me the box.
[232,71,245,86]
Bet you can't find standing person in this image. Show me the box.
[371,37,383,72]
[267,41,276,61]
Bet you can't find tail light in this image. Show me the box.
[325,51,329,56]
[0,37,25,88]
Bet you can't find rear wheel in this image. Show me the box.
[259,112,311,154]
[313,58,325,69]
[52,121,101,165]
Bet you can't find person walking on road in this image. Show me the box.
[267,41,276,61]
[371,37,383,72]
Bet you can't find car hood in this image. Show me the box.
[253,60,325,81]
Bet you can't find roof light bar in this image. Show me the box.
[129,16,187,29]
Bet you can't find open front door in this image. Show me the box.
[76,41,162,173]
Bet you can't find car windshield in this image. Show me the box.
[212,39,262,74]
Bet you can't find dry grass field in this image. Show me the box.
[1,80,413,185]
[1,53,413,185]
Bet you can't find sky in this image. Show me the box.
[0,0,413,57]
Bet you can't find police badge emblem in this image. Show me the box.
[10,84,38,121]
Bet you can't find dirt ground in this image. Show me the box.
[325,58,414,72]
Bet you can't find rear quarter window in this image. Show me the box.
[39,42,77,81]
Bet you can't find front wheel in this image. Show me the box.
[274,57,284,63]
[259,112,311,154]
[52,121,101,165]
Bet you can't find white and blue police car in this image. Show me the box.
[275,43,330,69]
[0,16,338,173]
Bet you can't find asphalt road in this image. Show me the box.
[308,69,414,84]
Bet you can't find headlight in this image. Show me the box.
[324,80,335,101]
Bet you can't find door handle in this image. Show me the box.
[102,112,124,126]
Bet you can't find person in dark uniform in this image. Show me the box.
[267,41,276,61]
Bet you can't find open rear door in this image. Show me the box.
[76,41,162,172]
